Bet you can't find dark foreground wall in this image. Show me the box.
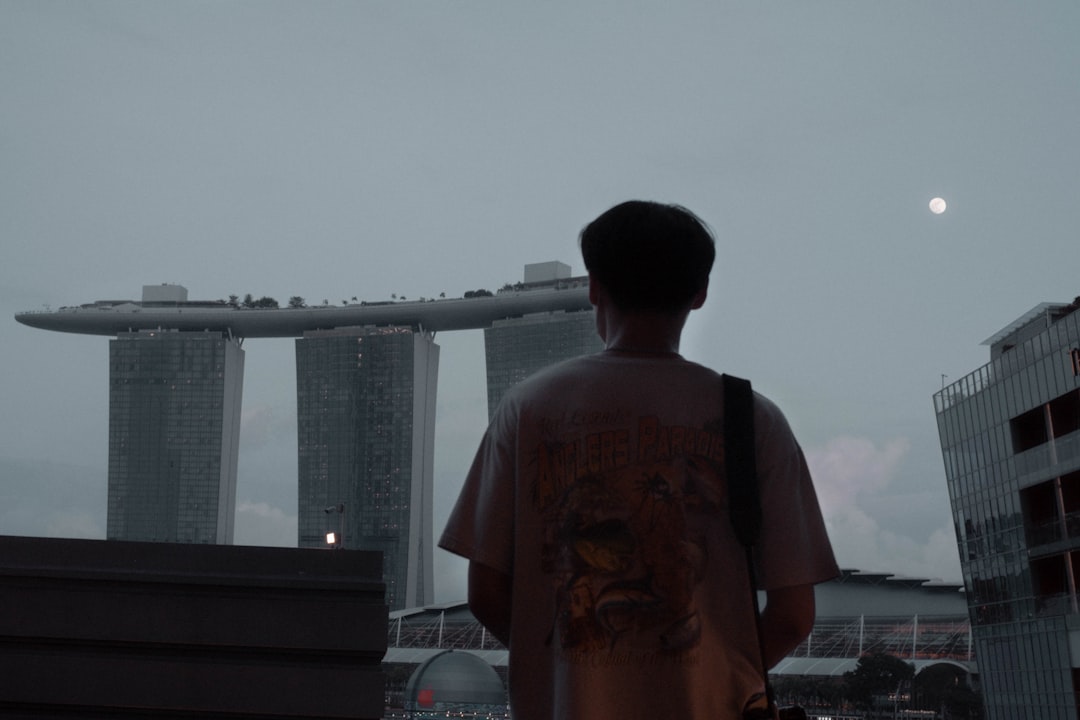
[0,535,387,719]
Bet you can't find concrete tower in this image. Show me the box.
[107,323,244,544]
[296,326,438,611]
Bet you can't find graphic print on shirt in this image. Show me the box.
[534,413,727,661]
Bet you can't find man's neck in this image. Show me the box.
[600,311,688,355]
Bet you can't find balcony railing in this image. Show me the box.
[1015,430,1080,480]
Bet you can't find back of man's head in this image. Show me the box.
[580,200,715,314]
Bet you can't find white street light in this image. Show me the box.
[324,503,345,549]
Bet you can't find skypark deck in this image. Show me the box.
[15,284,592,338]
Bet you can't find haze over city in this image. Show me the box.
[3,2,1078,604]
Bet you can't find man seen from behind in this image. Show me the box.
[439,200,839,719]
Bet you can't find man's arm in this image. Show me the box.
[760,583,816,668]
[468,560,513,648]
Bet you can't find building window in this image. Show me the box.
[1030,554,1070,617]
[1021,480,1061,547]
[1049,390,1080,437]
[1010,406,1047,453]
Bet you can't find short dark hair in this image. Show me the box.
[580,200,715,314]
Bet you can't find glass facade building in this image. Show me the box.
[484,310,603,418]
[934,301,1080,720]
[107,330,244,544]
[296,326,438,611]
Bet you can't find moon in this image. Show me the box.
[929,197,947,214]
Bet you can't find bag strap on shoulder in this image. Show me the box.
[723,373,761,548]
[722,373,779,713]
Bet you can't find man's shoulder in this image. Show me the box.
[509,353,725,403]
[511,352,607,390]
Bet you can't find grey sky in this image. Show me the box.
[3,1,1077,603]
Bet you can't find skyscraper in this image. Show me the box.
[296,326,438,611]
[483,262,603,417]
[934,300,1080,720]
[107,329,244,544]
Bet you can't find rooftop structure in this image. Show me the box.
[14,278,591,338]
[0,535,387,719]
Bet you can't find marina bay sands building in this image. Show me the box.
[16,263,595,610]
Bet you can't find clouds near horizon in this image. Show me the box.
[807,435,960,581]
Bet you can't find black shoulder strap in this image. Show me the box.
[723,373,761,548]
[723,373,778,710]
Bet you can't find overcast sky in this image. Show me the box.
[3,1,1078,603]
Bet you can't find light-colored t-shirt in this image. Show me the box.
[439,351,838,720]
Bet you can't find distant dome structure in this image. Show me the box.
[403,649,508,718]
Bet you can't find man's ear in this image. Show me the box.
[588,273,601,306]
[690,282,708,310]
